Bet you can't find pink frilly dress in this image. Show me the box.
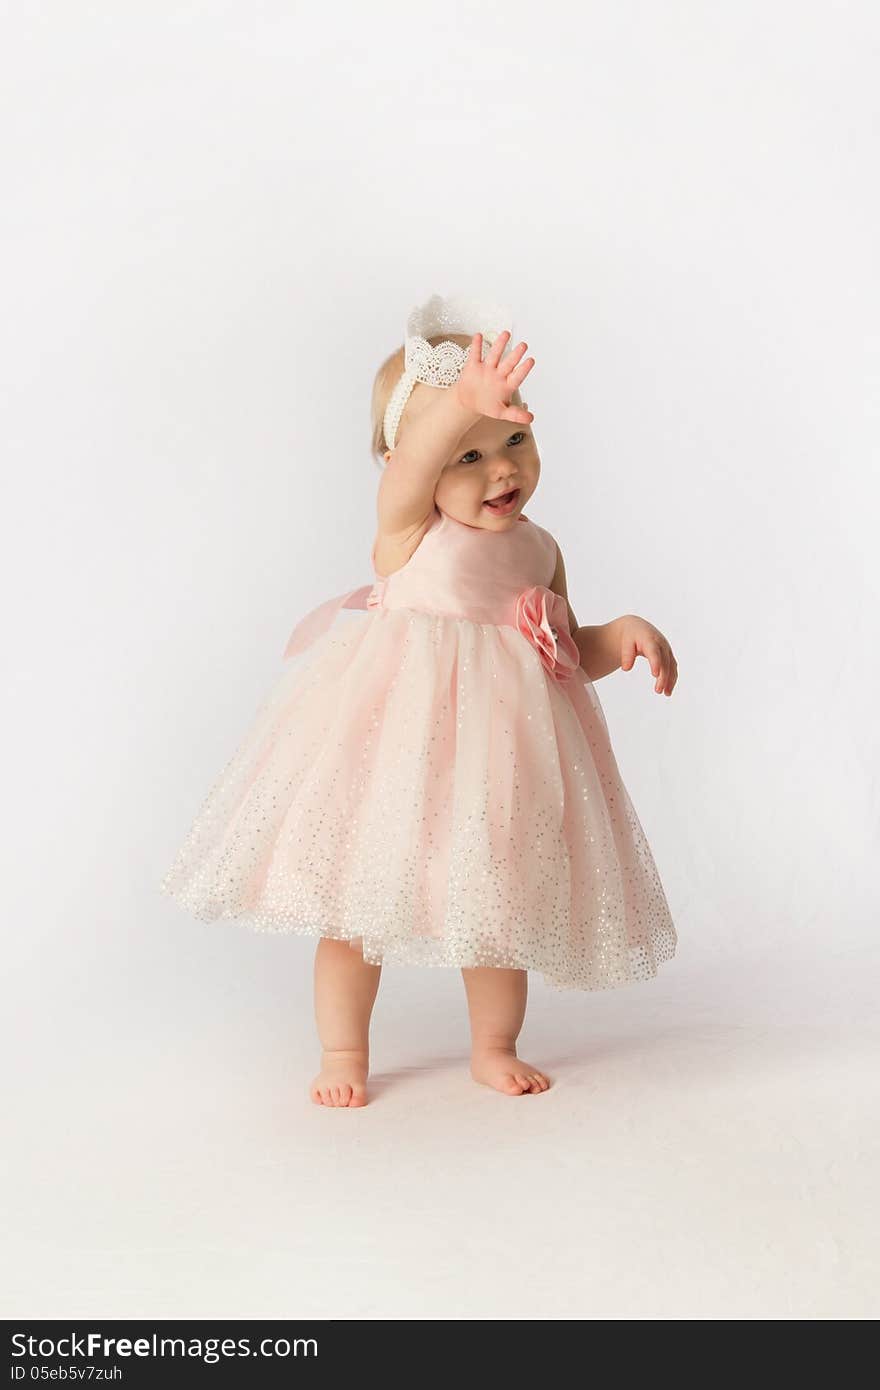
[160,506,677,991]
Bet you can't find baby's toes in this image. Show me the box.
[336,1083,353,1106]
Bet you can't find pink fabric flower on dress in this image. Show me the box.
[514,585,580,682]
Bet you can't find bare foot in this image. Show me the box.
[309,1048,369,1107]
[470,1046,551,1096]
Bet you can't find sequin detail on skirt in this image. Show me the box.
[160,607,677,992]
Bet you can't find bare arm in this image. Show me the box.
[377,330,535,542]
[574,620,628,682]
[549,541,679,693]
[377,387,483,538]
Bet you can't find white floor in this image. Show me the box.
[4,937,878,1321]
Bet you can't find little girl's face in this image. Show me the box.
[388,385,541,528]
[434,414,540,528]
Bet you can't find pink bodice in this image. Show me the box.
[282,505,579,681]
[368,508,557,624]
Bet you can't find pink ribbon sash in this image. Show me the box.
[282,581,383,660]
[282,578,578,677]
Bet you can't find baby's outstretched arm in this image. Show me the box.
[550,543,678,695]
[377,331,534,541]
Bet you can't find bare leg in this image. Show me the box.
[309,937,382,1107]
[462,966,551,1096]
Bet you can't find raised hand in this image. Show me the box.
[453,330,535,424]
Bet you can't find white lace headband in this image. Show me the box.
[382,293,514,453]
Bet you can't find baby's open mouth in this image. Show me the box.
[483,488,520,512]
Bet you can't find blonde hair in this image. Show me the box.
[370,333,524,465]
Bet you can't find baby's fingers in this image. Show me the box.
[646,644,662,684]
[654,645,676,694]
[620,636,637,671]
[484,329,511,368]
[663,654,679,696]
[500,339,529,375]
[506,353,536,392]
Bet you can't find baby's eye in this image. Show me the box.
[458,432,526,465]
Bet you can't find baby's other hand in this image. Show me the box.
[453,330,535,424]
[618,616,678,696]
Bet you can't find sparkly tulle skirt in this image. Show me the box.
[160,607,677,991]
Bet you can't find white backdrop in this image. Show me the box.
[3,2,878,1321]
